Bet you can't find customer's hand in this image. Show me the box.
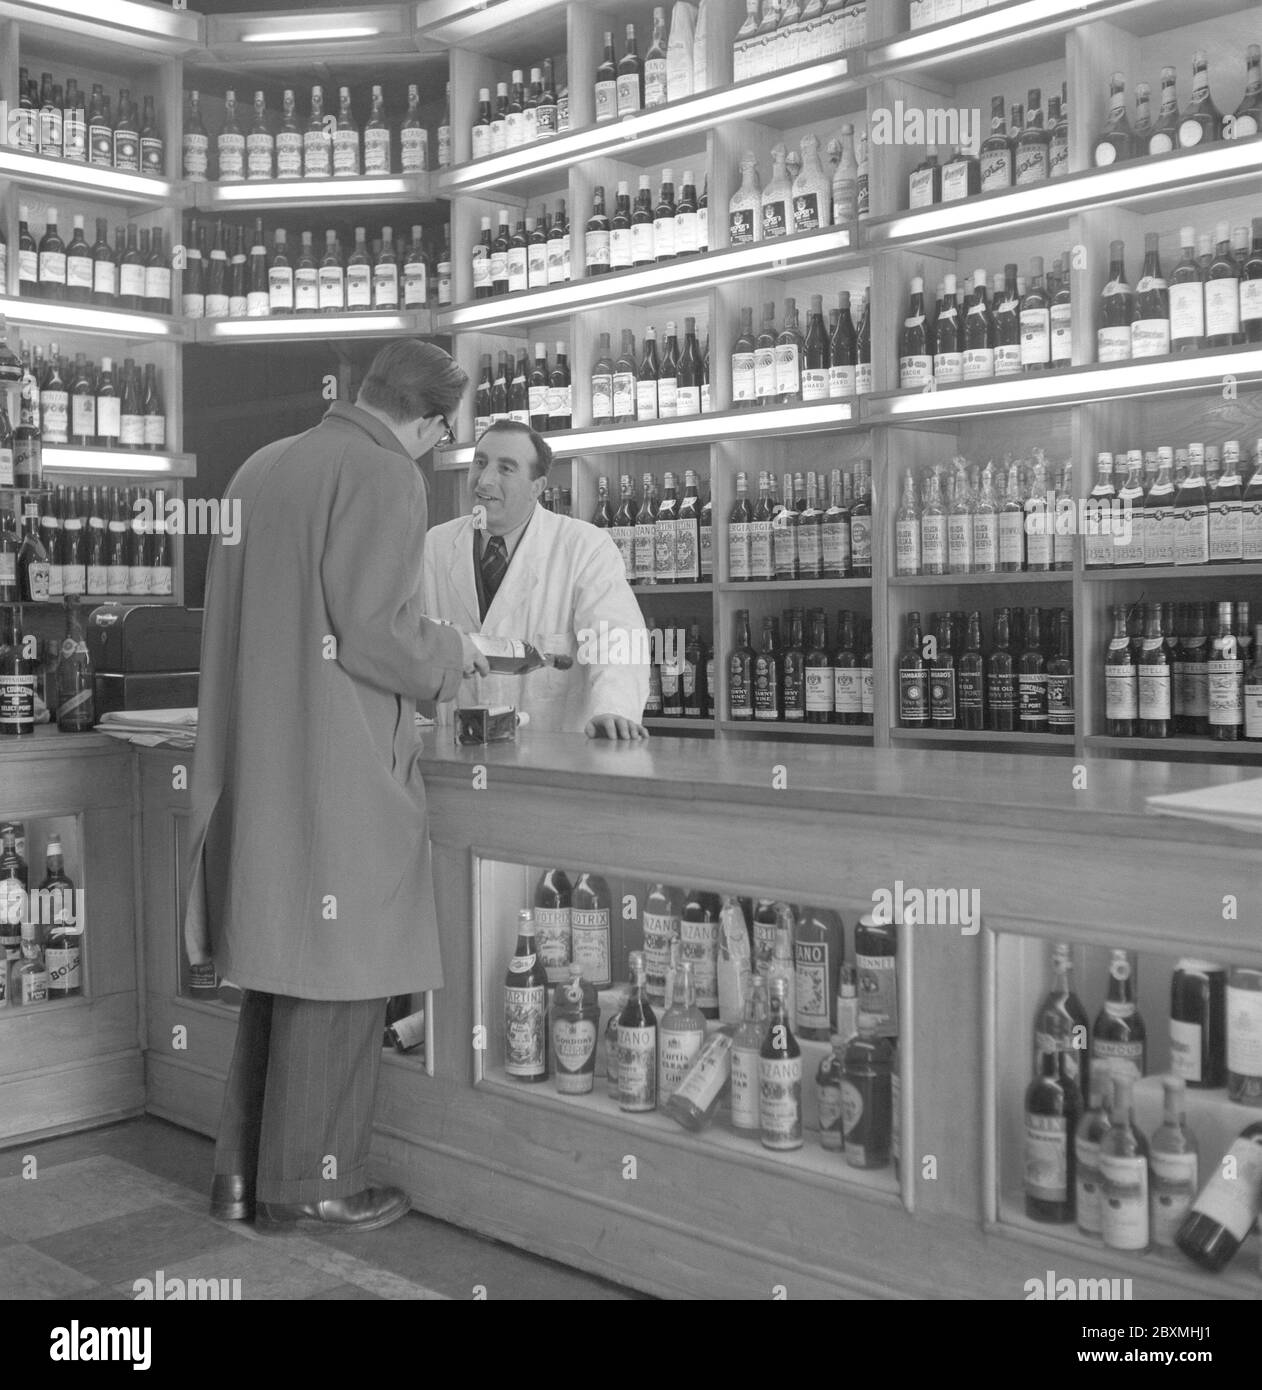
[461,633,491,677]
[585,714,649,740]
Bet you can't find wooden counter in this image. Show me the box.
[134,734,1262,1300]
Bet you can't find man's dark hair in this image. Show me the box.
[474,419,553,480]
[358,340,469,424]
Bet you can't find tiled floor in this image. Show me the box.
[0,1117,645,1300]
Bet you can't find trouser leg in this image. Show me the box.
[212,988,273,1182]
[254,995,388,1205]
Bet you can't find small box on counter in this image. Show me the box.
[455,705,529,745]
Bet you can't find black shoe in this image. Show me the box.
[255,1185,410,1234]
[209,1173,254,1222]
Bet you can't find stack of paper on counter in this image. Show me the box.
[1146,778,1262,836]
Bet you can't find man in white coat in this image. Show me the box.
[421,422,650,738]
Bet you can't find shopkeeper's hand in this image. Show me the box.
[585,714,650,741]
[461,633,491,678]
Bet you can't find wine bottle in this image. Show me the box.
[504,909,548,1083]
[1177,50,1222,147]
[1093,72,1134,164]
[217,89,245,182]
[247,90,274,180]
[1025,1035,1079,1223]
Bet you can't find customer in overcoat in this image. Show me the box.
[182,340,486,1232]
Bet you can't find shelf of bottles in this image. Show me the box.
[0,816,88,1014]
[999,935,1262,1295]
[477,854,907,1194]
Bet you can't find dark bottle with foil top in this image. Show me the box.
[1033,941,1089,1095]
[760,975,803,1151]
[842,1013,894,1170]
[1025,1031,1079,1222]
[551,962,600,1095]
[1226,965,1262,1106]
[533,867,572,984]
[504,909,549,1083]
[1170,958,1226,1089]
[1091,948,1147,1092]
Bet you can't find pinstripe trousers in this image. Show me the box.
[214,991,388,1205]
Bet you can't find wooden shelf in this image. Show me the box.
[1085,735,1262,758]
[720,578,873,592]
[439,228,858,331]
[644,716,715,731]
[632,582,713,595]
[1083,563,1262,581]
[892,727,1076,749]
[891,571,1072,586]
[718,719,874,739]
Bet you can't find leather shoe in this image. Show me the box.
[209,1173,254,1222]
[255,1185,411,1234]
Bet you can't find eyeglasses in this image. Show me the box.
[427,412,455,447]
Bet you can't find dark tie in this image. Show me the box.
[480,534,508,614]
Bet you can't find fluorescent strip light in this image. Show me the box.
[439,403,854,463]
[201,314,411,339]
[442,232,854,330]
[0,298,175,339]
[10,0,196,38]
[872,0,1099,65]
[869,350,1262,417]
[241,27,381,43]
[42,448,194,476]
[0,150,173,203]
[870,141,1262,244]
[445,60,850,193]
[206,177,413,204]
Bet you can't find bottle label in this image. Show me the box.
[618,1025,657,1109]
[1025,1113,1069,1202]
[117,262,144,300]
[855,953,897,1035]
[39,251,67,285]
[933,350,963,384]
[899,354,932,388]
[962,345,994,380]
[730,207,757,245]
[1169,1017,1203,1083]
[941,160,972,202]
[817,1077,844,1145]
[612,371,635,420]
[980,148,1011,191]
[506,247,528,292]
[1244,683,1262,739]
[635,379,658,421]
[1226,982,1262,1078]
[792,191,822,233]
[774,344,800,398]
[585,229,610,271]
[503,984,546,1076]
[345,265,371,308]
[794,942,831,1032]
[332,130,359,176]
[830,666,858,715]
[759,1055,803,1147]
[1100,1152,1149,1250]
[674,209,696,256]
[730,1046,761,1129]
[1137,664,1171,720]
[1019,308,1050,366]
[1169,282,1205,342]
[802,367,829,400]
[247,133,275,178]
[1173,504,1209,565]
[1205,279,1241,338]
[851,513,871,569]
[675,386,701,416]
[1189,1137,1262,1241]
[40,391,69,443]
[1129,315,1170,358]
[804,667,832,713]
[761,198,787,239]
[628,224,653,265]
[399,128,427,172]
[276,133,303,178]
[658,1026,705,1101]
[641,911,677,999]
[615,74,641,118]
[930,665,957,723]
[570,907,610,984]
[1150,1149,1197,1247]
[218,134,245,180]
[1208,659,1243,726]
[183,132,209,177]
[1075,1135,1105,1233]
[533,905,570,978]
[907,166,936,208]
[1241,280,1262,325]
[304,131,332,176]
[1018,672,1047,724]
[1046,673,1074,729]
[45,944,81,994]
[823,519,851,575]
[1209,502,1244,562]
[1105,666,1138,720]
[673,1034,733,1115]
[754,347,777,400]
[731,351,756,404]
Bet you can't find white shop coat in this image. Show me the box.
[420,504,650,733]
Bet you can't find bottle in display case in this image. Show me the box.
[666,1030,733,1131]
[1074,1078,1112,1237]
[1032,941,1089,1095]
[854,905,898,1038]
[615,951,656,1111]
[1148,1076,1199,1249]
[1024,1034,1079,1223]
[816,1035,846,1151]
[1169,958,1227,1088]
[571,871,611,988]
[533,867,572,984]
[1098,1074,1149,1253]
[760,975,803,1151]
[841,1014,893,1169]
[679,887,721,1019]
[1091,948,1146,1091]
[658,959,705,1107]
[1226,965,1262,1106]
[504,909,548,1083]
[1175,1122,1262,1272]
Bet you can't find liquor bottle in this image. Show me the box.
[1178,51,1222,147]
[898,610,929,729]
[898,276,931,388]
[676,318,703,416]
[635,325,659,422]
[933,274,962,383]
[1096,240,1134,363]
[1165,225,1204,353]
[821,471,851,580]
[1168,958,1228,1089]
[179,90,209,182]
[855,288,873,395]
[1147,1075,1200,1249]
[612,329,637,423]
[729,607,755,718]
[616,23,644,118]
[727,472,754,583]
[217,89,244,182]
[1040,608,1073,736]
[639,881,681,1006]
[837,1014,892,1169]
[1092,948,1147,1092]
[781,607,806,723]
[979,96,1012,191]
[115,223,144,312]
[674,171,698,257]
[752,616,782,721]
[947,463,974,575]
[587,333,615,427]
[1098,602,1138,738]
[731,975,768,1133]
[657,959,705,1107]
[401,226,428,310]
[583,185,611,278]
[1136,603,1171,738]
[772,297,804,403]
[1204,221,1241,347]
[1172,444,1209,565]
[1025,1034,1079,1222]
[728,304,758,408]
[17,502,50,604]
[87,217,114,307]
[472,86,494,159]
[1142,66,1179,155]
[36,207,66,302]
[979,606,1013,731]
[679,887,721,1019]
[603,181,633,273]
[0,612,35,737]
[266,88,299,180]
[330,86,360,177]
[960,269,995,380]
[302,85,332,179]
[816,1035,846,1150]
[653,471,678,587]
[760,976,803,1151]
[652,320,677,418]
[63,81,87,165]
[728,153,763,251]
[1175,1121,1262,1271]
[849,461,872,578]
[247,90,275,180]
[699,482,713,582]
[1047,255,1073,368]
[1093,72,1134,164]
[343,226,371,310]
[1014,606,1047,733]
[1207,599,1243,741]
[1073,1078,1113,1236]
[634,473,657,585]
[615,950,658,1112]
[40,352,68,444]
[40,835,80,998]
[55,595,94,732]
[675,470,701,583]
[760,142,792,241]
[1014,90,1049,184]
[1099,1074,1150,1253]
[1232,45,1262,139]
[907,148,941,208]
[146,228,171,315]
[62,216,91,306]
[569,870,611,990]
[245,226,268,317]
[1210,439,1244,562]
[267,229,294,315]
[504,909,548,1083]
[1241,218,1262,343]
[992,263,1021,376]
